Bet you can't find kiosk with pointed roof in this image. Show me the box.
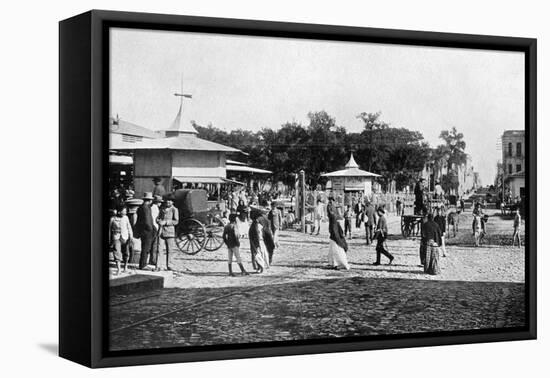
[111,90,243,197]
[322,152,381,203]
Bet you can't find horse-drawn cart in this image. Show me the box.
[172,189,225,255]
[400,197,445,237]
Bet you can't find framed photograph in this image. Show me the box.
[59,10,536,368]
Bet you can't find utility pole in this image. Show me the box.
[300,170,306,233]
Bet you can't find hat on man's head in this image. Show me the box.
[142,192,154,201]
[376,206,385,214]
[163,193,176,201]
[153,177,162,183]
[153,195,163,203]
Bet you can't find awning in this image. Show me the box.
[109,155,133,165]
[173,177,225,184]
[226,164,272,174]
[222,178,245,186]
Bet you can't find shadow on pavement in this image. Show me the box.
[109,276,526,352]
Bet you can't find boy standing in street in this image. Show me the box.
[222,214,249,276]
[109,206,134,275]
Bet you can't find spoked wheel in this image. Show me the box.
[401,217,411,237]
[204,218,225,251]
[175,219,206,255]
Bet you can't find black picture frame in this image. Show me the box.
[59,9,537,368]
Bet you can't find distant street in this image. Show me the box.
[109,207,526,351]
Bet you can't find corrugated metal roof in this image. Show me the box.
[110,134,242,153]
[109,117,160,139]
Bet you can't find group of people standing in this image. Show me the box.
[222,202,282,276]
[108,187,179,276]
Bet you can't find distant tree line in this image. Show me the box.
[195,111,467,192]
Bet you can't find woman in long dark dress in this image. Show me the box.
[327,210,350,270]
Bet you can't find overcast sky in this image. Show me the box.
[110,28,525,185]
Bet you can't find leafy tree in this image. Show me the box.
[437,127,468,193]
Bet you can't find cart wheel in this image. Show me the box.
[400,217,407,237]
[175,219,206,255]
[401,217,411,238]
[204,218,225,251]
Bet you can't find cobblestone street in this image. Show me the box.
[109,208,526,351]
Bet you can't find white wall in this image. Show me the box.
[1,1,547,377]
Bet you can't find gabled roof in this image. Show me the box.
[109,117,160,139]
[110,134,242,153]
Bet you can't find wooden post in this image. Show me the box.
[300,170,306,233]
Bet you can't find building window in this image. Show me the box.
[508,164,513,174]
[516,164,522,172]
[516,142,522,157]
[508,142,513,157]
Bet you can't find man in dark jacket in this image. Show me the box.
[373,207,394,265]
[364,201,377,245]
[135,192,154,269]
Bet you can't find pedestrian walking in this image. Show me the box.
[354,200,362,228]
[248,212,270,273]
[434,206,448,257]
[364,201,377,245]
[421,213,442,275]
[419,213,428,266]
[135,192,155,270]
[512,207,522,247]
[222,214,249,276]
[327,207,350,270]
[258,214,276,264]
[396,197,403,216]
[156,193,179,271]
[312,199,324,235]
[372,207,394,265]
[236,199,249,237]
[109,205,133,275]
[268,201,282,247]
[473,213,485,247]
[344,205,353,239]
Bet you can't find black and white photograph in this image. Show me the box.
[106,26,530,353]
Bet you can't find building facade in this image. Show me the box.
[502,130,525,200]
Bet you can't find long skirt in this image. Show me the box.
[251,240,269,271]
[328,240,350,270]
[236,217,249,238]
[424,240,441,275]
